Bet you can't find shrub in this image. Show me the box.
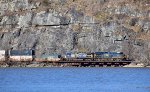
[43,0,49,6]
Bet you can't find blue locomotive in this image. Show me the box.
[94,52,126,61]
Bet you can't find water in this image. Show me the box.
[0,68,150,92]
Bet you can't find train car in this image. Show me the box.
[110,52,125,59]
[0,50,6,62]
[9,50,33,62]
[94,52,125,61]
[35,54,61,62]
[63,52,76,61]
[76,52,94,60]
[47,54,61,62]
[63,52,93,61]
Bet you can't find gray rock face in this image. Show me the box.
[32,11,61,26]
[0,0,149,64]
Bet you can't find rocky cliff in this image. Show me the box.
[0,0,149,64]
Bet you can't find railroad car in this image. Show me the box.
[9,50,33,62]
[76,53,94,60]
[47,54,61,61]
[94,52,126,61]
[63,52,76,61]
[63,52,93,61]
[35,54,61,62]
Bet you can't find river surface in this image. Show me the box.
[0,68,150,92]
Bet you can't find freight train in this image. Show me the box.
[0,50,127,62]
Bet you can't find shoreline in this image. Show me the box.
[0,63,149,68]
[123,63,150,68]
